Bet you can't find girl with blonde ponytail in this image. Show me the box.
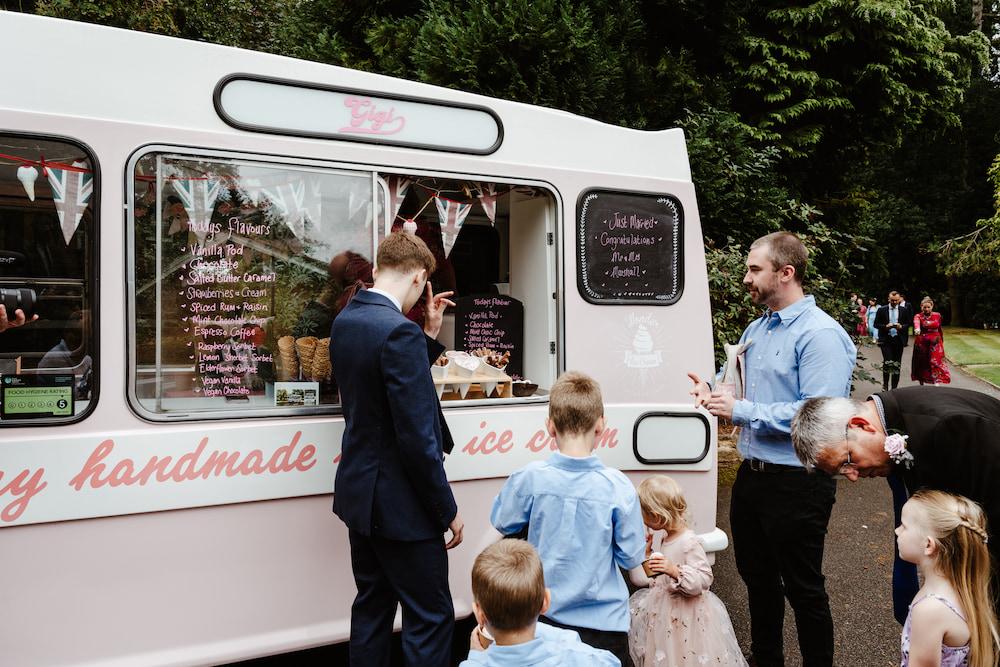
[896,489,999,667]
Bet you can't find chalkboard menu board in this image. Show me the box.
[577,189,683,305]
[454,295,524,379]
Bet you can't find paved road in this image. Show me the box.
[712,340,999,666]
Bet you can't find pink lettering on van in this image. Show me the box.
[462,421,515,456]
[69,432,317,491]
[525,427,618,452]
[340,97,406,136]
[0,467,47,522]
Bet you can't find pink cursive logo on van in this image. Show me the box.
[340,97,406,136]
[460,421,620,456]
[0,467,47,522]
[68,431,317,491]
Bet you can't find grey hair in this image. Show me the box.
[792,397,866,471]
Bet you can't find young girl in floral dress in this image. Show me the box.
[896,490,998,667]
[628,476,746,666]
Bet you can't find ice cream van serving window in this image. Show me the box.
[128,153,557,420]
[576,189,684,305]
[0,134,98,426]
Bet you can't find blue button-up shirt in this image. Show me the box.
[730,295,856,466]
[490,453,646,632]
[459,623,621,666]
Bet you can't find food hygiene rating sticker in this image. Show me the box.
[1,375,74,418]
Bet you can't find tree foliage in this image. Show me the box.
[18,0,1000,332]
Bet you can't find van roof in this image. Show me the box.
[0,11,691,181]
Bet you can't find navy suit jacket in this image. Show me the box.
[878,386,1000,565]
[874,303,912,347]
[330,289,458,541]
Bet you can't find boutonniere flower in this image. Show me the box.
[884,431,914,469]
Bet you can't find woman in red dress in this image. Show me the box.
[911,296,950,385]
[855,296,868,337]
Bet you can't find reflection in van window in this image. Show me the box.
[0,135,96,423]
[131,153,373,418]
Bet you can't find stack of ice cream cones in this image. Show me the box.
[311,338,332,382]
[277,335,298,381]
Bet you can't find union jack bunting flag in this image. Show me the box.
[46,160,93,245]
[434,196,472,257]
[476,182,498,224]
[304,177,323,233]
[261,180,307,240]
[171,177,222,242]
[383,175,412,235]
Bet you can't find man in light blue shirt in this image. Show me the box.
[491,372,645,665]
[690,232,855,667]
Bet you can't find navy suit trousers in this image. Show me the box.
[348,529,454,667]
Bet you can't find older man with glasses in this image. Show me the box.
[791,385,1000,620]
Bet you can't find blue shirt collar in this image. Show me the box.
[548,451,603,471]
[766,294,815,324]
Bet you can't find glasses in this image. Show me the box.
[838,423,856,475]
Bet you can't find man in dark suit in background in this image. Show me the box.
[874,290,912,390]
[331,231,462,667]
[792,386,1000,615]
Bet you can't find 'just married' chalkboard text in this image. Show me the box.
[577,189,683,305]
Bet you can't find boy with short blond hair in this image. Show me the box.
[490,371,645,666]
[461,540,620,666]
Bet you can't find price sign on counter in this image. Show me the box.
[577,189,684,305]
[453,295,524,379]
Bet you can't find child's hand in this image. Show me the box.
[648,554,681,580]
[645,532,654,558]
[470,625,492,651]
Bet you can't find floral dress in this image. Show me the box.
[628,529,746,666]
[900,593,969,666]
[911,312,950,384]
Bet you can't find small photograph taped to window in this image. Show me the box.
[1,374,75,420]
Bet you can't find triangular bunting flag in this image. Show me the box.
[434,196,472,257]
[476,182,498,224]
[304,177,323,232]
[172,177,222,242]
[46,160,93,245]
[384,175,411,229]
[261,180,307,239]
[348,187,369,223]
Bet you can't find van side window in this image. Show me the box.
[129,153,374,419]
[0,135,97,425]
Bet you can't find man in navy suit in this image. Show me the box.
[331,231,463,667]
[874,290,912,390]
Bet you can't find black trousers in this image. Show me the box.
[879,338,905,389]
[538,615,631,667]
[348,529,454,667]
[731,461,836,667]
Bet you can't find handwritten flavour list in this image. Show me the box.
[577,190,683,305]
[454,295,524,379]
[178,217,275,399]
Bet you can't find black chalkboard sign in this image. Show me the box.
[577,189,683,305]
[453,295,524,379]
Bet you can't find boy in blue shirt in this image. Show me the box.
[490,371,646,666]
[461,540,620,667]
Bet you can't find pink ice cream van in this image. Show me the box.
[0,11,724,665]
